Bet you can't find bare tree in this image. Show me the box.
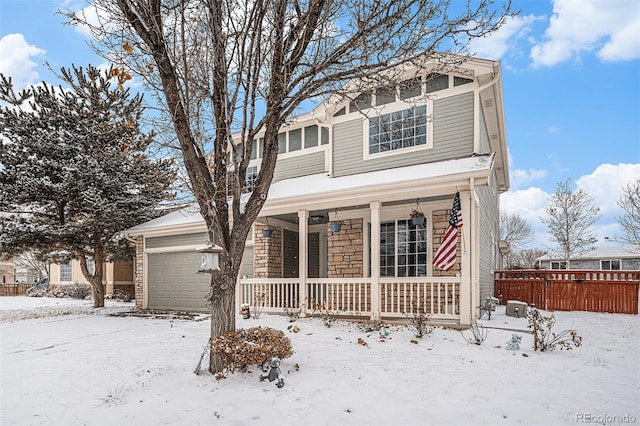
[508,248,546,269]
[615,178,640,248]
[540,179,600,268]
[14,252,49,281]
[500,211,533,269]
[66,0,513,373]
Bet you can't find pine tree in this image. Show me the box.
[0,65,175,307]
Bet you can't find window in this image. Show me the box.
[289,128,302,152]
[376,86,396,105]
[349,92,372,112]
[550,261,567,270]
[227,166,258,196]
[278,133,287,154]
[368,105,427,155]
[454,76,473,86]
[425,73,448,93]
[601,260,621,270]
[87,258,95,276]
[380,219,427,277]
[321,127,330,145]
[60,262,72,282]
[400,78,422,100]
[304,125,318,148]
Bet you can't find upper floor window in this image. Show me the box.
[276,124,329,155]
[601,260,621,270]
[368,105,427,155]
[227,165,258,197]
[87,258,95,276]
[60,262,72,282]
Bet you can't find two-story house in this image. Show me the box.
[124,55,509,325]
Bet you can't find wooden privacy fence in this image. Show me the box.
[494,270,640,314]
[0,283,32,296]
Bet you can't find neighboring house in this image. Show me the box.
[125,55,509,325]
[0,257,38,284]
[536,246,640,271]
[49,258,135,295]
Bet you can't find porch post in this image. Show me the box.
[459,190,472,325]
[370,201,381,319]
[298,209,308,316]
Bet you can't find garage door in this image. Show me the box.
[148,251,211,312]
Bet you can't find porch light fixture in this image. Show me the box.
[262,217,273,238]
[196,243,223,273]
[311,215,324,223]
[331,209,342,232]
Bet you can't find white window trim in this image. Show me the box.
[362,100,433,161]
[601,259,622,270]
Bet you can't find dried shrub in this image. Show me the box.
[460,317,487,345]
[311,299,336,328]
[114,288,133,302]
[284,302,302,322]
[403,303,434,338]
[211,327,293,374]
[252,293,266,319]
[527,307,583,352]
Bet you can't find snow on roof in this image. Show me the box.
[126,153,494,233]
[126,204,203,231]
[537,245,640,261]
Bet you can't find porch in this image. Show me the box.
[237,276,461,321]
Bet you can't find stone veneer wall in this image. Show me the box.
[254,225,283,278]
[431,208,461,277]
[327,218,363,278]
[135,236,144,308]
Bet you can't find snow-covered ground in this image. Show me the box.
[1,296,638,426]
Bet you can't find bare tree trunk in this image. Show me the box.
[208,272,236,373]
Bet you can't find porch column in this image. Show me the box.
[459,190,472,325]
[370,201,381,319]
[298,209,308,316]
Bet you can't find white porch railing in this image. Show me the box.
[237,277,461,321]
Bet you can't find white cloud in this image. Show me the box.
[469,14,542,60]
[548,126,560,134]
[575,163,640,217]
[0,34,46,90]
[509,168,548,189]
[530,0,640,67]
[501,163,640,249]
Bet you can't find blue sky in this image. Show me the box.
[1,0,639,250]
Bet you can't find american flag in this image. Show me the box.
[432,192,462,271]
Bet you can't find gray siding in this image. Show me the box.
[240,246,254,278]
[146,232,207,249]
[273,150,326,183]
[333,91,475,177]
[479,105,491,153]
[477,172,500,302]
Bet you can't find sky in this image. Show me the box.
[0,0,639,251]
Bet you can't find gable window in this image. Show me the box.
[349,92,372,112]
[425,73,449,93]
[368,105,427,155]
[550,261,567,270]
[380,219,427,277]
[400,78,422,100]
[60,262,72,282]
[601,260,621,270]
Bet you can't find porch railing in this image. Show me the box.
[237,277,461,320]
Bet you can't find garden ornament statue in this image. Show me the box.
[505,334,522,351]
[260,357,284,388]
